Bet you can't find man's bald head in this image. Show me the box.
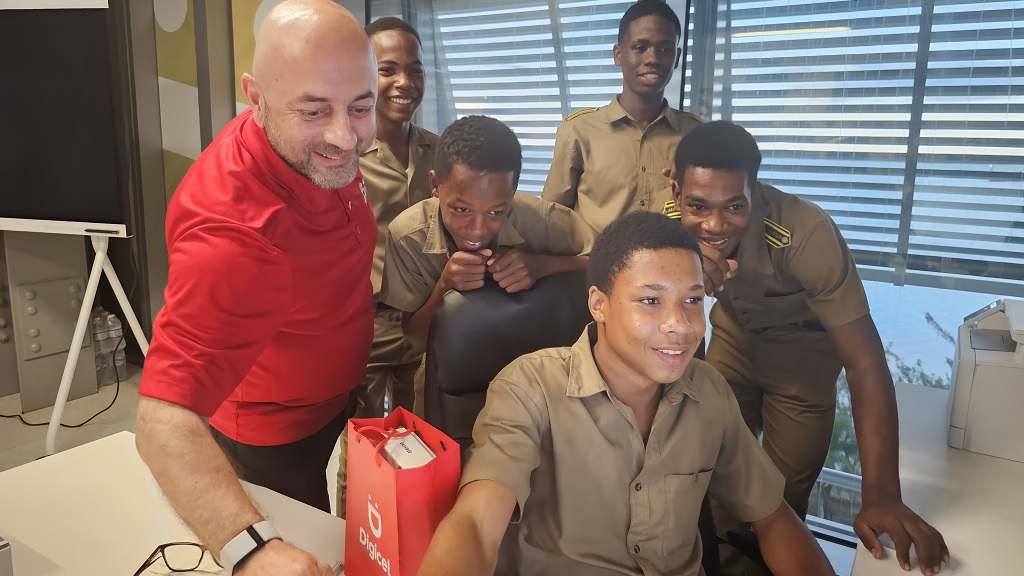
[241,0,377,189]
[252,0,366,85]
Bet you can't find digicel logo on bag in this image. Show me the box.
[359,495,394,575]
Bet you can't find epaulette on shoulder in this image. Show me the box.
[663,199,680,219]
[563,107,598,122]
[764,217,792,248]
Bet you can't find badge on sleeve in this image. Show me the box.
[764,218,791,248]
[663,199,680,219]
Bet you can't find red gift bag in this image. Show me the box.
[345,407,460,576]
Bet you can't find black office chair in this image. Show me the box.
[424,271,769,575]
[424,271,592,452]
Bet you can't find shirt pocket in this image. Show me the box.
[662,470,714,557]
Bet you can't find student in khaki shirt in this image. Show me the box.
[335,17,436,518]
[418,211,834,576]
[379,115,595,351]
[541,0,702,232]
[668,121,949,575]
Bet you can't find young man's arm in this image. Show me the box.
[401,249,491,351]
[540,123,582,209]
[417,480,517,576]
[136,397,333,576]
[752,501,833,575]
[829,314,949,575]
[487,251,589,293]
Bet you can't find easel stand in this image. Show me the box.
[45,235,149,455]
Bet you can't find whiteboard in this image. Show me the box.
[0,1,107,8]
[0,7,128,237]
[0,218,127,237]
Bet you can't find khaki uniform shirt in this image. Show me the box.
[361,125,439,301]
[462,326,785,576]
[707,184,870,331]
[542,96,702,231]
[379,193,596,313]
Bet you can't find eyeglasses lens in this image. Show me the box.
[162,543,204,571]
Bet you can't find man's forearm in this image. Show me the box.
[754,503,834,576]
[847,361,902,501]
[402,280,450,352]
[829,316,903,502]
[136,396,263,557]
[418,511,500,576]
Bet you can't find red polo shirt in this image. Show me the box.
[140,109,375,445]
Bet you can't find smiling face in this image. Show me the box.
[369,29,424,126]
[431,163,516,252]
[243,7,377,190]
[590,247,706,389]
[673,166,755,258]
[613,15,681,100]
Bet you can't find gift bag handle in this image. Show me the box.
[355,425,415,468]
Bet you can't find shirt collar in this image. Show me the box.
[421,196,527,256]
[409,124,434,149]
[363,124,434,159]
[662,107,684,131]
[565,324,702,405]
[603,96,676,131]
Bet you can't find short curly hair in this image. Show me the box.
[588,211,702,295]
[674,121,762,189]
[434,116,522,188]
[618,0,681,44]
[364,17,421,44]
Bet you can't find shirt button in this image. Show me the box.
[348,200,353,209]
[641,165,647,172]
[639,200,646,207]
[633,544,641,554]
[634,482,642,491]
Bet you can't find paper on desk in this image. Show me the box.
[136,556,221,575]
[136,559,342,575]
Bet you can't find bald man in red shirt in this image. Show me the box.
[135,1,376,574]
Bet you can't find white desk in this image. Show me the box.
[851,383,1024,575]
[0,431,345,575]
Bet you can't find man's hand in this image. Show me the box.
[487,249,548,293]
[236,539,335,576]
[440,249,492,292]
[854,498,949,575]
[698,244,738,296]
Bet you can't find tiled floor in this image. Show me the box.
[0,370,853,575]
[0,365,143,472]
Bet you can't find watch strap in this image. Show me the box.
[219,520,281,573]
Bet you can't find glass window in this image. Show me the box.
[370,0,1023,532]
[685,0,1023,529]
[375,0,686,193]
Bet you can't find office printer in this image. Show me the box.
[948,299,1024,463]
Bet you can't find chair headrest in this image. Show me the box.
[426,271,592,396]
